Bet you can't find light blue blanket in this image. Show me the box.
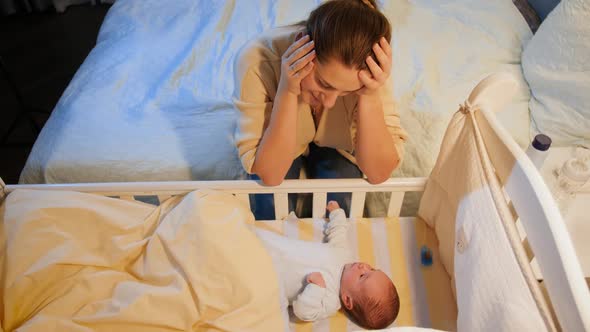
[22,0,324,183]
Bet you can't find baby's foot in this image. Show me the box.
[326,200,340,213]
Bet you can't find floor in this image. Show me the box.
[0,4,111,184]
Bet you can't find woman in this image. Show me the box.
[233,0,407,219]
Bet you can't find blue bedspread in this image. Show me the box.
[22,0,323,183]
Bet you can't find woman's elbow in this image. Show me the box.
[255,171,284,187]
[366,174,389,185]
[251,162,285,186]
[262,176,284,186]
[365,160,399,184]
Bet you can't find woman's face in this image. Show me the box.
[300,58,364,110]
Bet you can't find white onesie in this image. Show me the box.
[254,208,354,322]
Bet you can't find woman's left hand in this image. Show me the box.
[357,37,392,96]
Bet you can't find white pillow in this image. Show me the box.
[522,0,590,148]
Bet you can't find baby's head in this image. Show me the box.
[340,262,400,329]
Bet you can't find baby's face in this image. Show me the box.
[340,262,390,300]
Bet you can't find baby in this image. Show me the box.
[255,201,400,329]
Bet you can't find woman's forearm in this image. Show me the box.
[251,88,299,186]
[355,94,399,184]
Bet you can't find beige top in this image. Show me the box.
[233,25,407,174]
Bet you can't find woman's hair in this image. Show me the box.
[305,0,392,71]
[345,279,400,329]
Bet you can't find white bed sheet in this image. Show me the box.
[20,0,533,214]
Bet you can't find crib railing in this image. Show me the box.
[473,98,590,331]
[1,178,428,220]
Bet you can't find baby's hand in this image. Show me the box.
[306,272,326,288]
[326,200,340,213]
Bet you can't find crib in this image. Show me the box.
[1,74,589,332]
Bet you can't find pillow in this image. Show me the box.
[521,0,590,148]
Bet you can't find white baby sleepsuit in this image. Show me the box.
[254,208,353,321]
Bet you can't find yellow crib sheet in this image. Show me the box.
[254,216,457,332]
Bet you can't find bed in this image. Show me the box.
[2,73,589,332]
[17,0,537,190]
[20,0,589,217]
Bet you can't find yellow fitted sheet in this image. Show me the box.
[254,216,457,331]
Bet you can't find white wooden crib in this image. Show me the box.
[1,74,589,332]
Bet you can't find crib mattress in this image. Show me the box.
[254,216,457,331]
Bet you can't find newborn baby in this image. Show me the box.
[255,201,400,329]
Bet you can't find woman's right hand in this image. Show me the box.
[279,33,316,96]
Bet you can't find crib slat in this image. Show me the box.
[387,192,405,217]
[274,193,289,220]
[313,192,327,219]
[522,238,535,262]
[350,192,366,218]
[235,193,251,210]
[119,195,135,202]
